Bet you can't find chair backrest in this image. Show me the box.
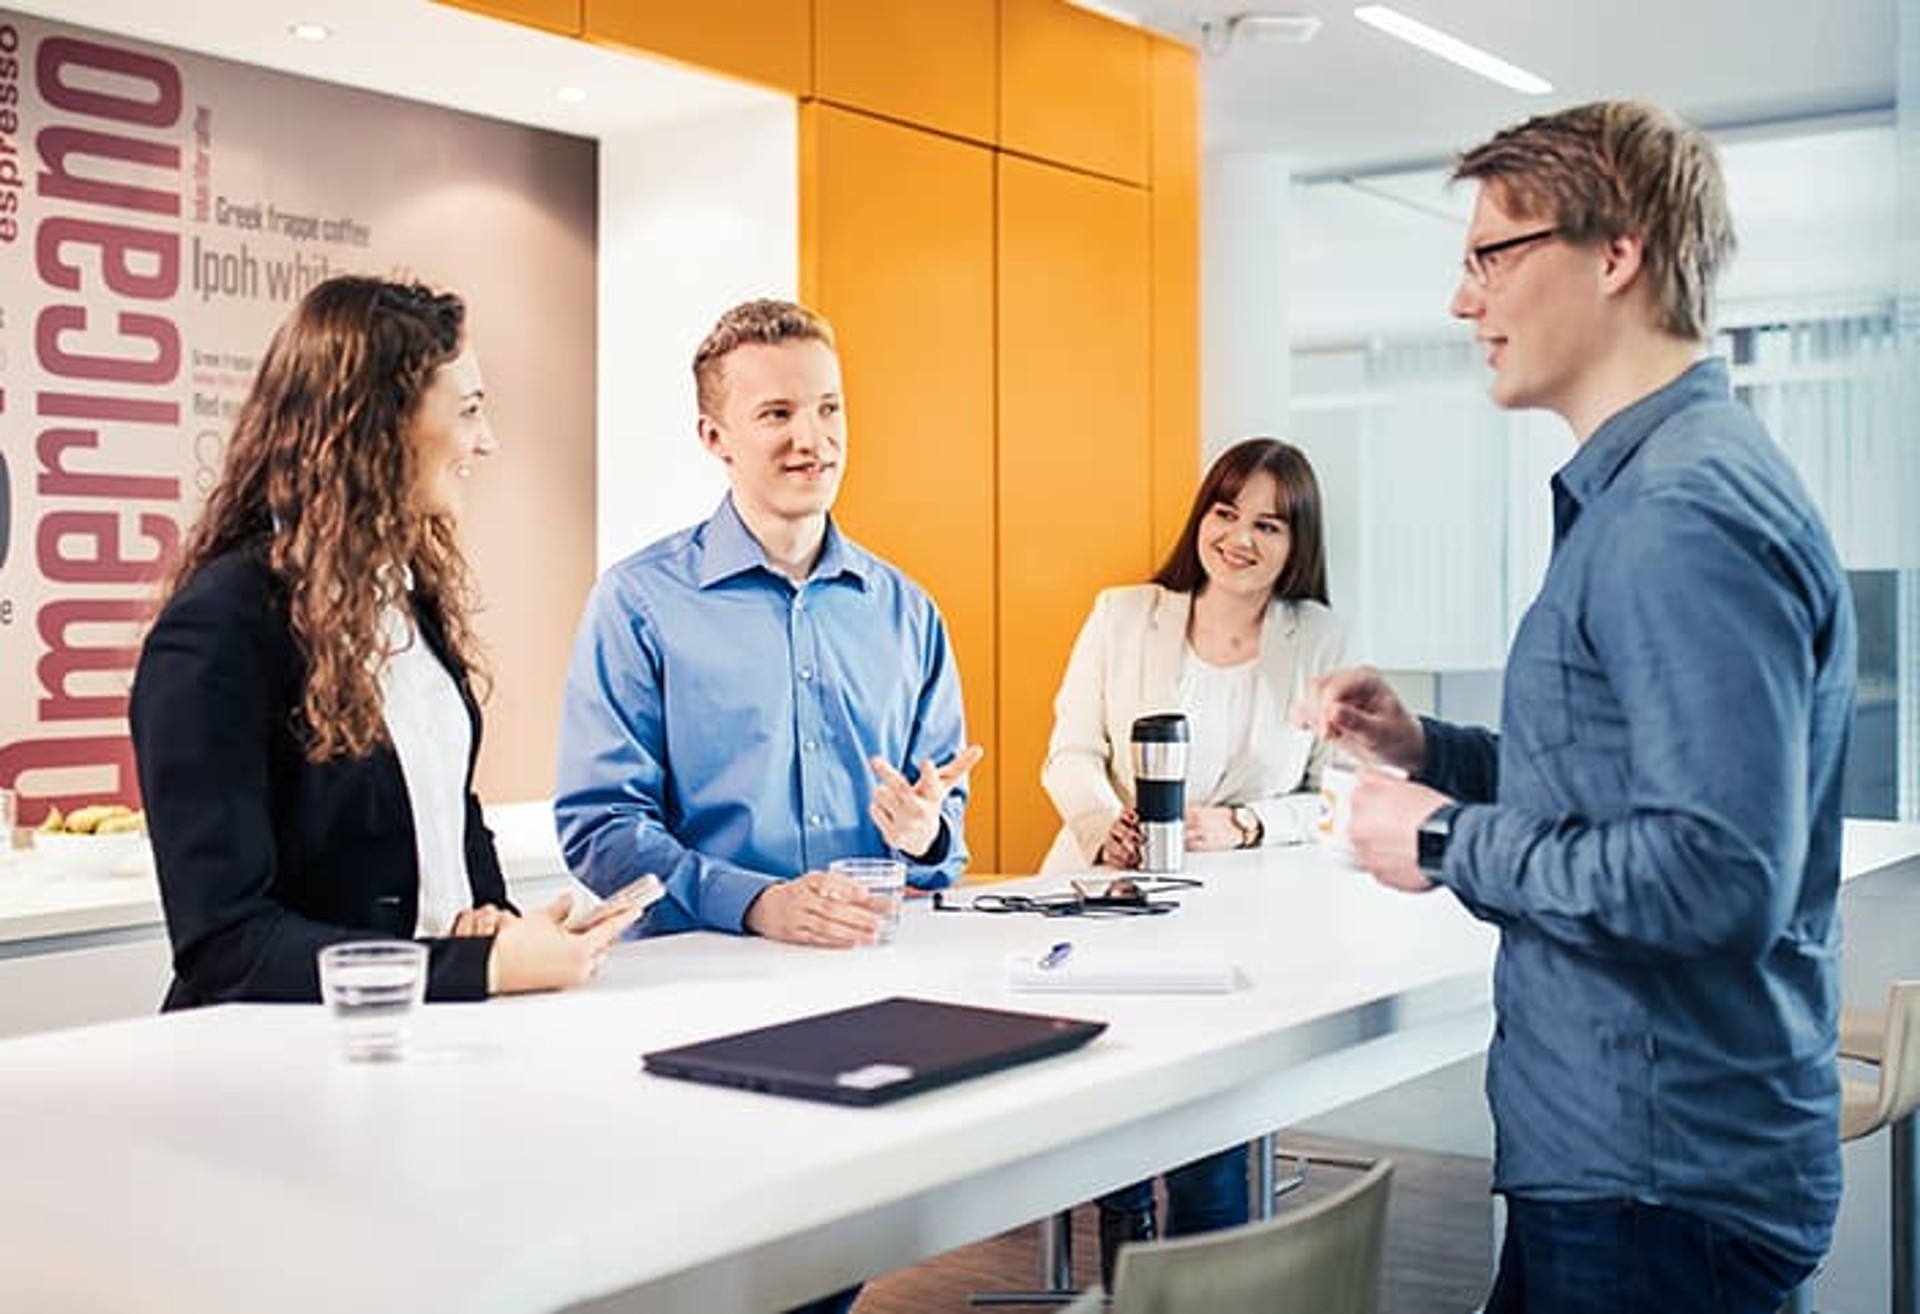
[1873,980,1920,1128]
[1109,1158,1394,1314]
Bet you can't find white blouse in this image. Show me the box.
[1175,645,1262,805]
[376,604,473,937]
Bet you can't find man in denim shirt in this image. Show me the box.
[1300,102,1855,1313]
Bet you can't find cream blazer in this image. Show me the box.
[1040,583,1348,873]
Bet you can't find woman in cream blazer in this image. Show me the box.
[1041,439,1347,876]
[1038,438,1347,1281]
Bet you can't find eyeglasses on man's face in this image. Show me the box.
[1461,226,1561,288]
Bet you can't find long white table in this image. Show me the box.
[2,825,1915,1314]
[0,845,1500,1313]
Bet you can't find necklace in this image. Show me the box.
[1189,595,1263,664]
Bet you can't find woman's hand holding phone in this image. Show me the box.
[567,873,664,930]
[487,880,656,995]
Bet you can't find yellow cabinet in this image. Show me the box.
[1000,0,1149,185]
[587,0,810,94]
[997,155,1152,870]
[434,0,582,36]
[801,105,1001,869]
[815,0,998,145]
[1149,36,1199,557]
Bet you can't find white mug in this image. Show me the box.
[1315,761,1360,864]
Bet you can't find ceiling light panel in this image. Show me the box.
[1353,6,1551,95]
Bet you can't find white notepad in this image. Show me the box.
[1005,950,1240,995]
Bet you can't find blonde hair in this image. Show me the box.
[692,298,836,416]
[1454,100,1735,340]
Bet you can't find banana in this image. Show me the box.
[38,806,65,834]
[94,813,146,836]
[60,804,134,834]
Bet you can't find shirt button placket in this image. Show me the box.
[792,587,824,866]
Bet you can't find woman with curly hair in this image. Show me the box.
[131,275,635,1008]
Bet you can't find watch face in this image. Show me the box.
[1417,809,1453,874]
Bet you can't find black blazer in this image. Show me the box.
[130,543,510,1009]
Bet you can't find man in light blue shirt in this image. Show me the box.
[1300,102,1854,1313]
[556,299,981,950]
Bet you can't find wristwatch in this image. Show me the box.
[1229,805,1264,850]
[1417,803,1462,877]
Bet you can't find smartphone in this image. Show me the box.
[568,873,665,929]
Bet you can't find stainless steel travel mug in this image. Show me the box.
[1130,713,1189,873]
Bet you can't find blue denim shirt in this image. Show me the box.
[1422,359,1855,1266]
[554,496,972,934]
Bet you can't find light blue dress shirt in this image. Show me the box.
[1422,359,1855,1266]
[555,496,972,935]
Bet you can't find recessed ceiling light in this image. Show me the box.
[556,86,588,104]
[287,22,332,42]
[1353,6,1551,96]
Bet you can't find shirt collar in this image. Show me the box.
[1552,357,1730,526]
[695,493,868,591]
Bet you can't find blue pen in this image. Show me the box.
[1039,941,1073,971]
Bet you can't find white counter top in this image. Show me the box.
[0,800,570,946]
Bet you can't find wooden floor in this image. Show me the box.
[856,1132,1495,1314]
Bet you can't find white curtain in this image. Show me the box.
[1289,338,1568,674]
[1725,310,1913,571]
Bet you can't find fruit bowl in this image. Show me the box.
[31,829,150,879]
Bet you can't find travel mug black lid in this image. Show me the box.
[1130,713,1189,743]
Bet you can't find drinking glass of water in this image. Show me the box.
[829,857,907,946]
[318,941,428,1061]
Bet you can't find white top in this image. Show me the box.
[376,604,473,937]
[1175,645,1261,804]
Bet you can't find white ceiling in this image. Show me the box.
[19,1,1900,175]
[1115,0,1897,173]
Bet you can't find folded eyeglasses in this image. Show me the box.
[932,875,1201,918]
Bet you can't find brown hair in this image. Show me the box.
[161,275,486,762]
[692,298,837,416]
[1453,99,1735,340]
[1153,438,1329,606]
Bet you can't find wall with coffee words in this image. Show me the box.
[0,9,597,823]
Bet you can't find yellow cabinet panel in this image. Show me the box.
[435,0,582,36]
[816,0,997,145]
[1000,0,1149,184]
[1150,36,1199,559]
[801,105,1000,870]
[587,0,810,94]
[998,155,1152,871]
